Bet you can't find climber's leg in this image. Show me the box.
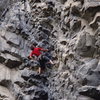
[38,62,45,74]
[38,67,42,74]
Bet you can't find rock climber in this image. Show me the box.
[29,45,54,74]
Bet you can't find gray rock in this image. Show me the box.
[84,71,100,86]
[77,95,95,100]
[89,12,100,29]
[0,0,100,100]
[0,85,15,100]
[82,0,100,21]
[5,59,22,68]
[76,32,96,57]
[79,86,100,100]
[34,90,48,100]
[0,56,6,63]
[77,59,99,78]
[23,95,31,100]
[71,19,81,31]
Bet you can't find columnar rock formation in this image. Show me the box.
[0,0,100,100]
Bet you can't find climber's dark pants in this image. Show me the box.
[38,55,50,73]
[39,62,46,70]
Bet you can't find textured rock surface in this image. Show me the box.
[0,0,100,100]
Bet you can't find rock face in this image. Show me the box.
[0,0,100,100]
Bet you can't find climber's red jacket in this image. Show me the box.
[30,47,47,57]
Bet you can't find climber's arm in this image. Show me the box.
[29,51,34,59]
[39,48,48,52]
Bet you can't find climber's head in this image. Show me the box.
[30,44,35,50]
